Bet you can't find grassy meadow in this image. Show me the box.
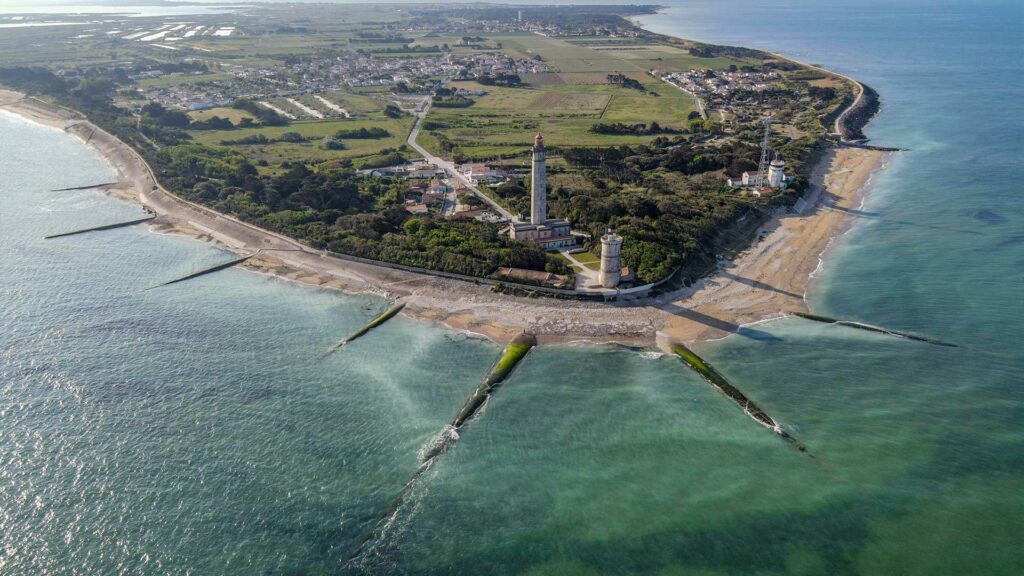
[423,79,698,159]
[188,116,415,165]
[411,31,757,160]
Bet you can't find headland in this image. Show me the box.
[0,5,888,351]
[1,85,884,350]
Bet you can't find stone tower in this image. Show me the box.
[768,158,785,189]
[598,230,623,288]
[530,133,546,225]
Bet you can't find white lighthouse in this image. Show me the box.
[530,132,546,225]
[598,230,623,288]
[768,158,785,189]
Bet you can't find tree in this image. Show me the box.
[322,137,345,150]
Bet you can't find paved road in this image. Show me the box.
[406,101,516,221]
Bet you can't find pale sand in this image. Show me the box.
[655,147,885,345]
[0,88,886,349]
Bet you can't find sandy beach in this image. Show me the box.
[0,88,885,350]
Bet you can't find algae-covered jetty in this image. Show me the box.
[672,342,809,453]
[44,216,155,239]
[145,254,252,290]
[450,332,536,427]
[324,301,405,355]
[348,333,537,562]
[418,332,537,459]
[793,312,958,347]
[49,181,118,192]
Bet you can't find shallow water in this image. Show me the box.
[2,0,1023,573]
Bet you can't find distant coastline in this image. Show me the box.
[0,22,887,350]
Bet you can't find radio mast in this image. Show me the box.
[756,118,773,188]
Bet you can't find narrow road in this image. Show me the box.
[659,77,707,120]
[406,101,516,221]
[440,182,458,217]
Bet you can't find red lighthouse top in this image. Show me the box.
[534,133,544,150]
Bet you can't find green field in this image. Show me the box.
[423,78,697,159]
[572,251,601,270]
[188,117,415,164]
[412,31,735,160]
[497,34,745,74]
[188,107,256,123]
[322,91,381,115]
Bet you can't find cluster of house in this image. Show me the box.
[400,176,452,214]
[459,163,512,185]
[136,50,544,110]
[360,160,516,185]
[357,160,511,221]
[293,51,545,89]
[427,17,644,39]
[659,68,780,104]
[358,160,442,180]
[137,79,237,111]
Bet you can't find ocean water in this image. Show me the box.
[1,0,1023,574]
[0,2,236,17]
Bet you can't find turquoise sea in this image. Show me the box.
[1,1,1022,574]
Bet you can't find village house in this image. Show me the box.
[460,163,509,184]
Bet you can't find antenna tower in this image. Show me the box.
[756,118,772,188]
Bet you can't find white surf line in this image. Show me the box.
[286,98,323,119]
[122,31,148,40]
[257,101,296,120]
[170,24,187,31]
[152,44,178,51]
[313,95,351,118]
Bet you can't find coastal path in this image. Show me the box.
[766,51,865,141]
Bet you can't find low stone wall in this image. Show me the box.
[324,250,674,301]
[324,250,597,298]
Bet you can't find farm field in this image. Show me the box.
[407,30,756,161]
[423,77,697,159]
[187,117,415,165]
[187,107,257,124]
[496,34,745,73]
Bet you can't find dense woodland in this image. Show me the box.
[157,145,565,277]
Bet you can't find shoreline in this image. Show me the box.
[0,52,886,350]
